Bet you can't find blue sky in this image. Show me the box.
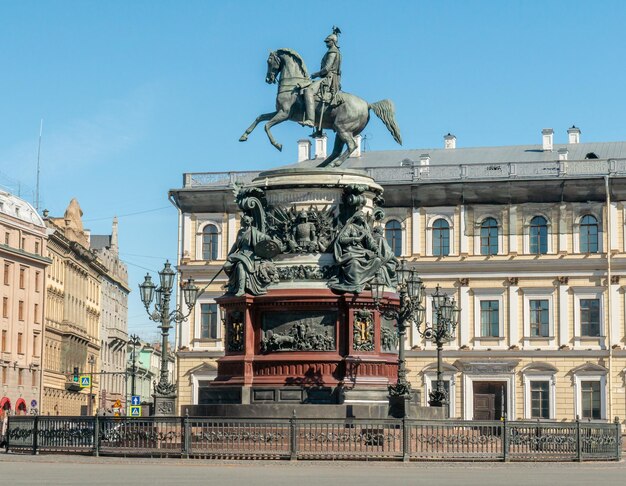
[1,0,625,340]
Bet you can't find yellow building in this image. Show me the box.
[170,128,626,427]
[41,199,105,416]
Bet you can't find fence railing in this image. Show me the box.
[4,415,622,461]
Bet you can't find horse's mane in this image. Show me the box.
[275,48,309,78]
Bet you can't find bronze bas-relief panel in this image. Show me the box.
[260,310,337,352]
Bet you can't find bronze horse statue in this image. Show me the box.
[239,48,402,167]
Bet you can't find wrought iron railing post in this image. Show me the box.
[502,415,509,462]
[402,417,409,462]
[182,412,190,459]
[32,414,39,455]
[615,416,622,461]
[289,410,297,461]
[93,415,99,457]
[5,415,10,452]
[575,416,582,462]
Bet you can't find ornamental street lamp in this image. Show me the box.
[372,260,425,416]
[129,334,141,399]
[417,285,460,409]
[87,354,96,416]
[139,261,199,416]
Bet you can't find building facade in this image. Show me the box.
[41,199,105,416]
[0,191,50,418]
[170,128,626,427]
[91,217,130,412]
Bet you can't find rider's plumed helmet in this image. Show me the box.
[324,33,338,44]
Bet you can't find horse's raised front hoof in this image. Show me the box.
[239,135,248,142]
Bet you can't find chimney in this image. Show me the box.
[542,128,554,151]
[558,148,568,161]
[111,216,119,254]
[444,133,456,149]
[420,153,430,166]
[297,139,311,162]
[567,125,581,144]
[314,133,327,159]
[350,135,362,158]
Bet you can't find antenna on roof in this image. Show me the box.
[35,119,43,211]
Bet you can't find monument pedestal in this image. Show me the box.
[204,168,420,417]
[153,393,176,417]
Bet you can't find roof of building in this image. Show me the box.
[90,235,112,251]
[311,141,626,169]
[0,190,45,227]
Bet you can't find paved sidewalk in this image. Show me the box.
[1,453,625,486]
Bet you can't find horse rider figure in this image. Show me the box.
[301,27,342,131]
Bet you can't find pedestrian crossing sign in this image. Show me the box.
[80,376,90,388]
[129,406,142,417]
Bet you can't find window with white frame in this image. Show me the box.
[574,212,602,254]
[573,367,606,420]
[432,218,450,256]
[201,224,219,261]
[473,290,505,343]
[425,210,455,257]
[522,289,554,341]
[528,215,549,255]
[384,220,403,257]
[480,300,499,337]
[480,217,499,255]
[573,290,604,343]
[522,366,558,420]
[200,303,219,339]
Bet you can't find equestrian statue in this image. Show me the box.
[239,27,402,168]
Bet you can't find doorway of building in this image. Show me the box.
[473,381,506,420]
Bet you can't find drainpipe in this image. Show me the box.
[605,175,613,421]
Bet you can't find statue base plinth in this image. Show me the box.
[153,394,177,417]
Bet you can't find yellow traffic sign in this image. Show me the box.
[79,375,91,388]
[129,406,142,417]
[113,399,122,408]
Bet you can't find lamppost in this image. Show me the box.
[139,261,199,416]
[416,285,460,409]
[87,354,95,416]
[371,260,425,417]
[129,334,141,399]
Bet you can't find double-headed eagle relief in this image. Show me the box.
[239,27,403,167]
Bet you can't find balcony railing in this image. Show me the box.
[182,158,626,189]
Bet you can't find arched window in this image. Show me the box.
[579,215,598,253]
[432,218,450,256]
[480,217,499,255]
[385,220,402,257]
[529,216,548,254]
[202,224,219,261]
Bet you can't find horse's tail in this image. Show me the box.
[368,99,402,145]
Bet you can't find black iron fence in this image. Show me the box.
[4,415,622,461]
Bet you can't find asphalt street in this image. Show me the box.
[1,454,625,486]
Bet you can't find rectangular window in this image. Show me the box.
[1,329,6,352]
[200,303,218,339]
[18,369,23,386]
[21,237,25,250]
[34,303,39,324]
[2,297,7,318]
[4,232,9,245]
[17,332,23,354]
[19,267,25,289]
[3,263,10,285]
[581,381,601,419]
[34,241,40,254]
[31,371,37,387]
[35,272,40,292]
[480,300,499,337]
[580,298,600,337]
[33,333,38,356]
[18,300,24,321]
[530,381,550,419]
[1,367,6,383]
[529,299,549,337]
